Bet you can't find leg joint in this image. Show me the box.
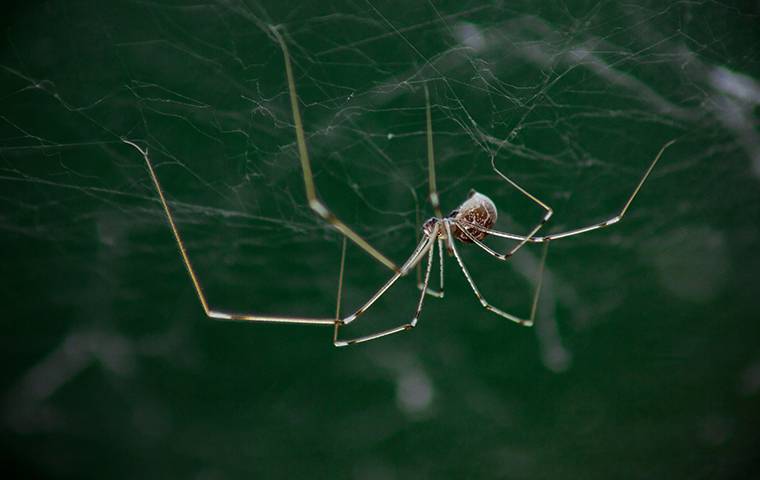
[606,215,622,226]
[309,199,332,220]
[343,312,360,325]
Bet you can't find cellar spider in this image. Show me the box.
[124,25,675,347]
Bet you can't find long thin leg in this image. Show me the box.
[460,139,676,244]
[418,237,444,298]
[530,240,550,323]
[330,81,448,326]
[454,219,511,260]
[123,139,334,325]
[332,237,348,343]
[424,84,443,220]
[421,84,445,297]
[443,220,548,327]
[452,219,549,323]
[437,237,445,296]
[271,25,399,272]
[342,223,438,325]
[334,235,437,346]
[489,153,553,257]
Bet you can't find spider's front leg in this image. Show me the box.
[417,238,445,298]
[333,224,439,347]
[125,139,336,326]
[271,25,400,274]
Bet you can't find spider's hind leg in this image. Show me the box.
[333,228,439,347]
[418,238,445,298]
[444,220,550,327]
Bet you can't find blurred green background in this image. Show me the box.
[2,1,759,478]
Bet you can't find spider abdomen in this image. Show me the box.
[449,191,497,243]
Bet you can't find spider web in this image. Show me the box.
[1,1,759,478]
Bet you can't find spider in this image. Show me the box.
[124,25,675,347]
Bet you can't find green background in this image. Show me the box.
[2,1,759,478]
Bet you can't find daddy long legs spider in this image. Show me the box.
[123,25,676,347]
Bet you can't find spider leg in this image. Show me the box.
[459,139,676,244]
[454,223,536,242]
[410,83,444,298]
[443,220,548,327]
[334,236,348,322]
[437,238,445,296]
[341,223,436,326]
[532,139,677,242]
[452,218,549,321]
[124,139,334,325]
[334,229,437,346]
[418,237,444,298]
[454,220,511,260]
[271,26,399,273]
[424,84,444,220]
[489,152,553,257]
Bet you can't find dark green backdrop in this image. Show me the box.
[2,1,759,478]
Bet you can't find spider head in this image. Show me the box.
[422,217,440,238]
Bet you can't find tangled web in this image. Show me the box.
[1,0,758,376]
